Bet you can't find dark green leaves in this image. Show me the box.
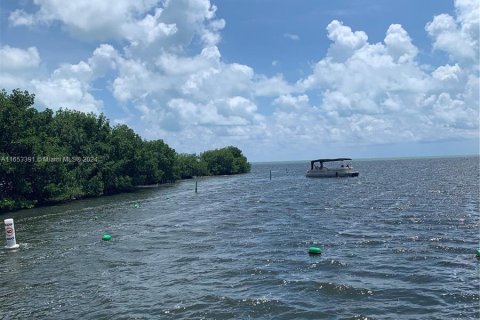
[0,89,251,212]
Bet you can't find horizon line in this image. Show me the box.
[250,153,479,164]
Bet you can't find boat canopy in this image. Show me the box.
[310,158,352,170]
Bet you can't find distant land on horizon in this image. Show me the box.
[252,153,479,164]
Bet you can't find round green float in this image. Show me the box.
[102,234,112,241]
[308,246,322,255]
[476,248,480,258]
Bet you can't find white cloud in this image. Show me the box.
[29,45,120,113]
[384,24,418,63]
[326,20,368,61]
[0,44,119,113]
[254,75,293,97]
[32,77,102,113]
[155,46,221,76]
[8,0,223,51]
[425,92,478,132]
[87,44,120,77]
[4,0,290,150]
[284,33,299,41]
[0,45,41,89]
[8,9,36,26]
[112,58,165,103]
[293,13,478,147]
[125,8,178,48]
[273,94,309,110]
[432,64,462,81]
[8,0,160,40]
[0,46,40,72]
[4,0,479,160]
[426,0,479,63]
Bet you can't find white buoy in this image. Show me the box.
[4,218,20,249]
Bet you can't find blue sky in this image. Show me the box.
[0,0,478,161]
[215,0,453,75]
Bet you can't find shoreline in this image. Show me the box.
[0,173,248,214]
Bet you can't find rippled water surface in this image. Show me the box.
[1,157,479,319]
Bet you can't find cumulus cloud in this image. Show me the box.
[292,6,478,147]
[8,0,161,40]
[0,46,41,88]
[384,24,418,63]
[4,0,479,159]
[426,0,479,63]
[273,94,309,110]
[30,45,120,113]
[432,64,462,81]
[32,78,102,113]
[8,0,223,51]
[0,43,120,113]
[326,20,368,61]
[88,44,120,77]
[124,8,178,48]
[0,46,39,70]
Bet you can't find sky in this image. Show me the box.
[0,0,479,162]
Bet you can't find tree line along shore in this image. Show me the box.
[0,89,251,212]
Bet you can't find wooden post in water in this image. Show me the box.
[270,170,272,180]
[195,177,198,193]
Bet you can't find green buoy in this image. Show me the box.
[308,246,322,255]
[476,248,480,258]
[102,234,112,241]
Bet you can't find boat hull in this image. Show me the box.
[305,170,359,178]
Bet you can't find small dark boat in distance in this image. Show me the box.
[306,158,359,178]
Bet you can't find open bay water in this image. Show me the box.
[1,156,479,319]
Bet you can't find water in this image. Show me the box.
[1,157,479,319]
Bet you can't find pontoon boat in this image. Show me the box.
[305,158,359,178]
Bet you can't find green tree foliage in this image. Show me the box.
[200,146,251,175]
[0,89,251,212]
[1,89,40,209]
[175,153,209,179]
